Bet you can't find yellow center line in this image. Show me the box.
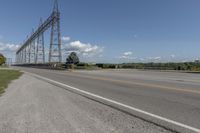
[50,71,200,95]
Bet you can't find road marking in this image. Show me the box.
[25,71,200,133]
[47,70,200,95]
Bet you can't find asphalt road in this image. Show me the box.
[0,72,172,133]
[13,67,200,132]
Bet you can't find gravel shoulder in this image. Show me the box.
[0,73,172,133]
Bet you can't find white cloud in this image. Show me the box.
[119,51,135,59]
[62,36,71,42]
[0,42,20,52]
[146,56,162,62]
[170,54,175,58]
[181,60,188,63]
[64,40,104,57]
[0,42,20,61]
[139,58,144,61]
[124,52,133,56]
[154,56,161,60]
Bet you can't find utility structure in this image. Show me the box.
[16,0,62,64]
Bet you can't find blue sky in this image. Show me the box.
[0,0,200,63]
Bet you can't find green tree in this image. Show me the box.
[66,52,79,64]
[0,54,6,66]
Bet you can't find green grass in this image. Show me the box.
[0,65,8,68]
[0,70,23,95]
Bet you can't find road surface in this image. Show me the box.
[13,67,200,132]
[0,72,172,133]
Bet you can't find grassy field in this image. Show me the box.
[0,65,8,68]
[0,70,23,95]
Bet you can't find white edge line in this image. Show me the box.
[25,71,200,133]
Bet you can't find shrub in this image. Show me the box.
[0,54,6,66]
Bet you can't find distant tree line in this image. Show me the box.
[64,52,200,71]
[96,60,200,71]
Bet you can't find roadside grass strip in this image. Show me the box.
[0,70,23,95]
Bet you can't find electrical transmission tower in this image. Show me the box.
[49,0,62,63]
[30,29,36,63]
[16,0,62,65]
[36,18,45,63]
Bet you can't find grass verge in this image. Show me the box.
[0,70,23,95]
[0,65,8,68]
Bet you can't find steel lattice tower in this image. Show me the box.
[36,18,45,63]
[16,0,62,64]
[49,0,62,63]
[30,29,36,63]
